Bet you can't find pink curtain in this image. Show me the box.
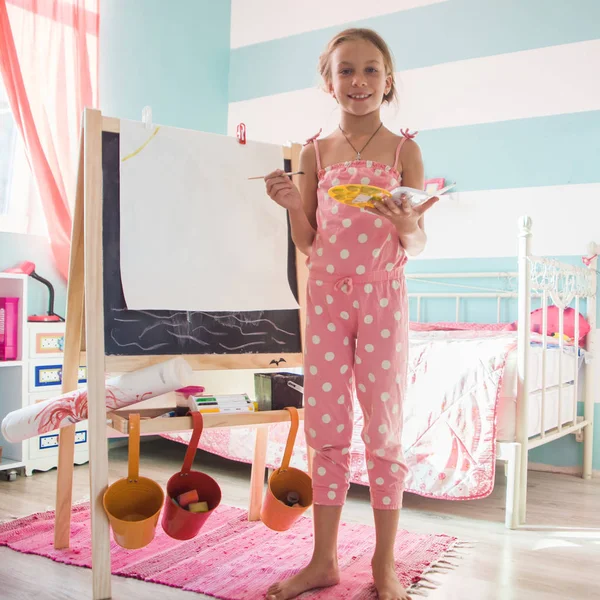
[0,0,99,280]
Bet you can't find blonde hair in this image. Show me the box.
[318,28,397,104]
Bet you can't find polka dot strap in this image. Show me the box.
[313,138,322,172]
[303,129,322,171]
[303,128,322,146]
[393,138,407,171]
[395,128,419,170]
[280,407,300,471]
[400,128,418,139]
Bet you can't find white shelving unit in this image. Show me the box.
[0,273,89,479]
[0,274,28,478]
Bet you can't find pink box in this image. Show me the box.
[0,297,19,360]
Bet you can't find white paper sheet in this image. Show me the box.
[119,120,299,312]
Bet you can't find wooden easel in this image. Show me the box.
[53,108,308,599]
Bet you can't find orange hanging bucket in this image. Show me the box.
[103,413,165,549]
[161,412,222,540]
[260,407,313,531]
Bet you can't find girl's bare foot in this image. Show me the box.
[265,558,340,600]
[371,555,410,600]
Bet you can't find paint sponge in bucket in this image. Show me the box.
[188,501,209,513]
[177,489,199,508]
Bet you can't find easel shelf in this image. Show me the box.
[108,407,305,435]
[94,352,303,372]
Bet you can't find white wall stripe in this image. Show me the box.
[230,0,448,49]
[228,86,334,145]
[228,40,600,144]
[389,39,600,131]
[417,183,600,260]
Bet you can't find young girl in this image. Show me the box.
[264,28,438,600]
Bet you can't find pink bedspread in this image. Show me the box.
[164,331,520,501]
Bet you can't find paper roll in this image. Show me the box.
[1,357,192,443]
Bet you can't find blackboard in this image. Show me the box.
[101,131,301,357]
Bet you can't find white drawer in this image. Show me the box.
[29,359,87,392]
[28,420,88,460]
[28,323,66,359]
[27,392,89,459]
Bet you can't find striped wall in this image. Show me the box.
[100,0,230,133]
[228,0,600,471]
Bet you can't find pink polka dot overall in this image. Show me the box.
[304,136,410,510]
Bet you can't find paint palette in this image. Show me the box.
[327,183,456,209]
[327,184,392,209]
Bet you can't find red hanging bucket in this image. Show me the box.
[161,412,222,540]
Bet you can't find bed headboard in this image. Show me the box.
[405,217,597,333]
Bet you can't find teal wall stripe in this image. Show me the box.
[229,0,600,102]
[0,233,66,316]
[404,255,583,275]
[417,111,600,191]
[100,0,231,133]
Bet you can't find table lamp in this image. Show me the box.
[3,261,64,322]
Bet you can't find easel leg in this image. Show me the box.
[84,108,111,599]
[54,129,86,550]
[54,425,76,544]
[249,425,268,521]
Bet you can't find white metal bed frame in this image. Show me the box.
[406,216,597,529]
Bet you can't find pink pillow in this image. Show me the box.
[529,306,590,344]
[410,308,590,345]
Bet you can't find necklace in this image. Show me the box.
[338,122,384,160]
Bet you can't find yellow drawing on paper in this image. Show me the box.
[328,184,391,209]
[121,126,162,162]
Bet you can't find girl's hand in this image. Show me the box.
[367,194,439,235]
[264,170,302,211]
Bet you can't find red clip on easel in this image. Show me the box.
[237,122,246,144]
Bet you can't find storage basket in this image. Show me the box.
[0,297,19,361]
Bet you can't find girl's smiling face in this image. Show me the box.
[328,39,392,116]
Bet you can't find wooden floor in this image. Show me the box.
[1,438,599,600]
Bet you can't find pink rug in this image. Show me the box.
[0,503,466,599]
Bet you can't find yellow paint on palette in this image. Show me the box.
[328,184,391,209]
[121,126,161,162]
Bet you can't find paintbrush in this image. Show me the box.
[248,171,305,180]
